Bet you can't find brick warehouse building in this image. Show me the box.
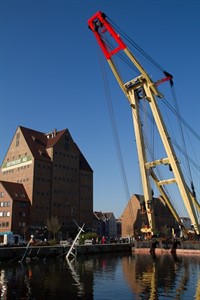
[121,194,179,238]
[0,126,93,239]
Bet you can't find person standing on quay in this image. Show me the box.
[101,236,106,244]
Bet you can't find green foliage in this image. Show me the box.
[79,232,97,244]
[48,239,57,245]
[46,216,61,241]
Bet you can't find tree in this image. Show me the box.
[46,216,61,242]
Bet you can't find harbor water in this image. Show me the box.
[0,252,200,299]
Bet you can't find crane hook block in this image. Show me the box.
[88,11,126,60]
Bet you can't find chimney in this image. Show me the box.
[53,128,57,137]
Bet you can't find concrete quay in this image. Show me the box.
[1,240,200,261]
[0,243,132,261]
[132,240,200,255]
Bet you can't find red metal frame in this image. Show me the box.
[88,11,126,60]
[155,75,173,86]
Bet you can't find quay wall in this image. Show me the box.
[1,240,200,261]
[77,243,132,255]
[0,243,132,260]
[133,240,200,255]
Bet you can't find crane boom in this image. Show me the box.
[88,11,200,236]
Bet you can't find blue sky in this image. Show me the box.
[0,0,199,218]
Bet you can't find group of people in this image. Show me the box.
[92,236,106,244]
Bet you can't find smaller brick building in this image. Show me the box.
[0,181,30,237]
[121,194,179,238]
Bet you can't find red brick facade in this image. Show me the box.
[121,194,179,238]
[0,126,93,238]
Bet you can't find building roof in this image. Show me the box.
[0,180,30,202]
[20,126,66,161]
[94,211,115,221]
[46,129,66,148]
[76,145,93,172]
[19,126,93,171]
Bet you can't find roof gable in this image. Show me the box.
[0,180,30,202]
[46,129,66,148]
[20,126,50,161]
[20,126,68,161]
[75,144,93,172]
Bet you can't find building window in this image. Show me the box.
[16,132,20,147]
[0,222,7,227]
[0,211,10,217]
[0,192,4,198]
[19,212,26,217]
[0,201,10,207]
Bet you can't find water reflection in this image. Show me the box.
[122,253,200,299]
[0,253,200,299]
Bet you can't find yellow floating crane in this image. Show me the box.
[88,11,200,237]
